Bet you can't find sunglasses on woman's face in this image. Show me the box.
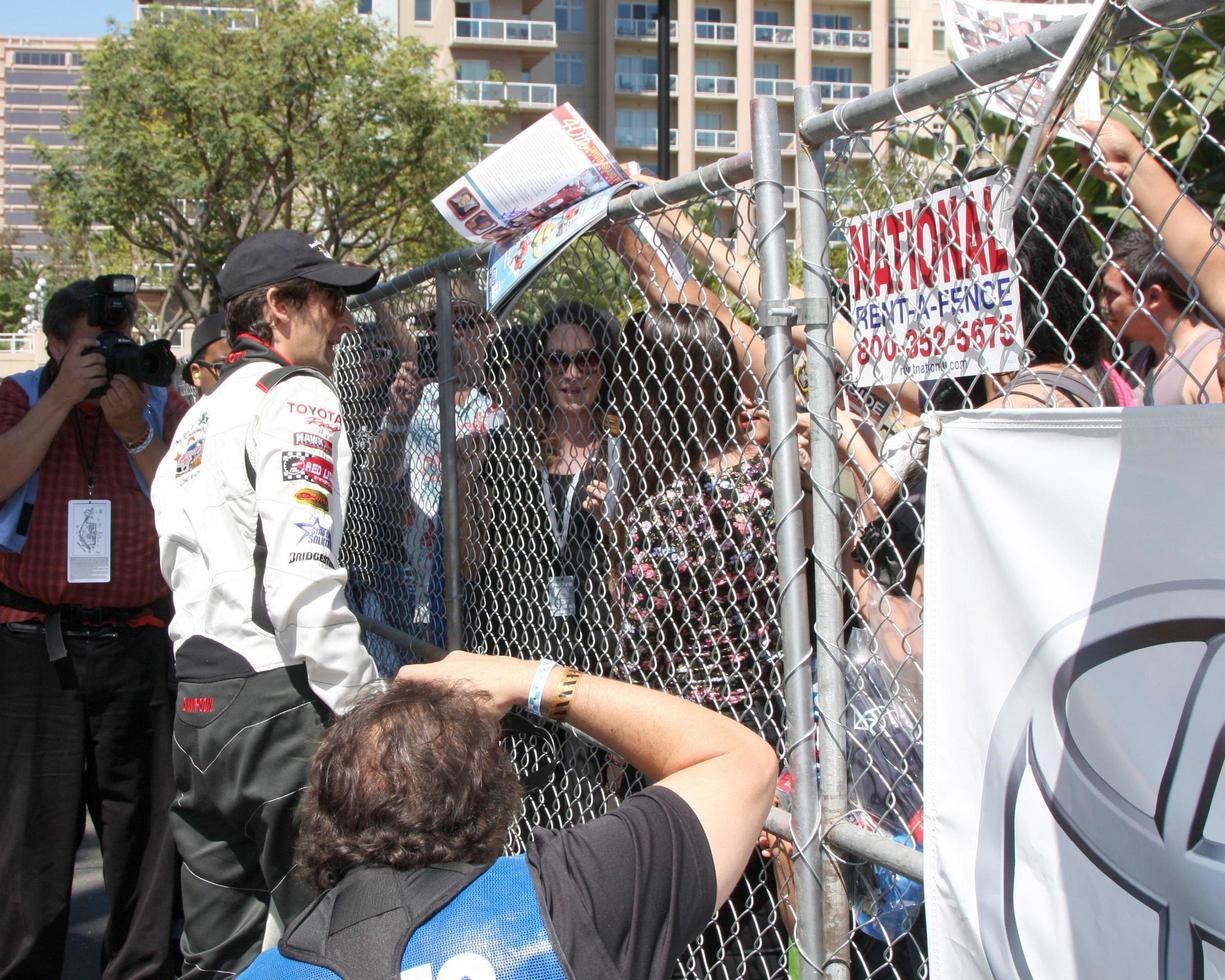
[545,349,602,374]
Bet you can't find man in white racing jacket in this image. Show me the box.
[152,230,382,978]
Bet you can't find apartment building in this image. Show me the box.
[0,35,96,257]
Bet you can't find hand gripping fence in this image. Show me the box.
[335,0,1225,973]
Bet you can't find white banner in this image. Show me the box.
[925,407,1225,979]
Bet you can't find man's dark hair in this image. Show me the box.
[223,277,315,346]
[964,169,1106,369]
[1105,227,1192,310]
[43,278,134,342]
[297,681,523,892]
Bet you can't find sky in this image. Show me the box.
[1,1,132,39]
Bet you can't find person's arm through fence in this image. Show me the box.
[395,651,779,909]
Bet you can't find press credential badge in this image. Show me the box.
[68,498,111,583]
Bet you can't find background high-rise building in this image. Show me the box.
[1,35,96,257]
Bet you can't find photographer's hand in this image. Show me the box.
[100,375,150,443]
[101,376,169,483]
[49,334,108,407]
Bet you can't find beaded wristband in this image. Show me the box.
[527,658,557,717]
[548,667,581,722]
[125,424,155,456]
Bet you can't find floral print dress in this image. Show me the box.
[619,452,784,744]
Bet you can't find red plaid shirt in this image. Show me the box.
[0,375,188,622]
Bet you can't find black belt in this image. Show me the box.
[0,582,172,662]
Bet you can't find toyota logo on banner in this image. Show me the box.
[975,581,1225,980]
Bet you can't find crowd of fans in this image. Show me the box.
[0,110,1221,980]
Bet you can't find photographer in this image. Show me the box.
[0,277,186,979]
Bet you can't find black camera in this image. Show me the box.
[84,275,177,397]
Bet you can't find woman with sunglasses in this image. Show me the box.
[463,301,622,677]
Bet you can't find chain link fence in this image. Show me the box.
[327,0,1223,974]
[786,0,1225,976]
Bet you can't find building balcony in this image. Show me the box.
[615,127,678,150]
[695,74,737,98]
[811,28,872,52]
[695,128,738,152]
[614,18,678,41]
[753,78,795,100]
[815,81,871,103]
[753,24,796,47]
[613,72,678,95]
[0,330,37,353]
[136,4,257,29]
[695,22,737,44]
[452,17,557,49]
[453,80,557,109]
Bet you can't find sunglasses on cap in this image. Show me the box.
[545,349,602,374]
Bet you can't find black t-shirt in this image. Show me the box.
[529,785,717,980]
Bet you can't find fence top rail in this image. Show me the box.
[351,150,755,307]
[796,0,1225,149]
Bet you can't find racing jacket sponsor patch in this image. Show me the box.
[294,515,332,549]
[288,550,336,567]
[293,488,329,512]
[282,451,334,492]
[293,431,334,455]
[286,402,342,432]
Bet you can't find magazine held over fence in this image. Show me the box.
[939,0,1101,142]
[432,103,633,314]
[845,172,1023,386]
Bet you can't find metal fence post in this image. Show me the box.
[434,273,463,652]
[750,95,825,980]
[794,82,853,980]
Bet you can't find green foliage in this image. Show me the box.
[33,0,493,333]
[1050,14,1225,230]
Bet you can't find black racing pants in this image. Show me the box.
[171,665,330,978]
[0,619,177,980]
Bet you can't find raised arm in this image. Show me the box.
[396,651,778,909]
[1080,117,1225,327]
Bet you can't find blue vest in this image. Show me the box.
[0,367,168,554]
[240,856,569,980]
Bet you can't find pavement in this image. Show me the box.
[63,816,106,980]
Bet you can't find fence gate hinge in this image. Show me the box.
[757,298,830,329]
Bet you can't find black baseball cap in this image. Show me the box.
[182,312,229,383]
[218,229,380,304]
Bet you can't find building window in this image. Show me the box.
[890,69,910,84]
[13,51,67,66]
[696,111,722,129]
[754,10,780,25]
[555,0,584,33]
[457,1,490,16]
[813,66,853,83]
[695,6,722,22]
[455,60,491,80]
[754,61,781,79]
[695,58,723,76]
[813,14,852,29]
[555,52,585,87]
[70,52,86,66]
[618,2,658,19]
[357,0,372,12]
[414,0,431,21]
[932,19,945,49]
[889,18,910,48]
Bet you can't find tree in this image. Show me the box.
[34,1,494,334]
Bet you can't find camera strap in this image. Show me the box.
[71,407,104,498]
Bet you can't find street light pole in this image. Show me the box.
[656,1,671,178]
